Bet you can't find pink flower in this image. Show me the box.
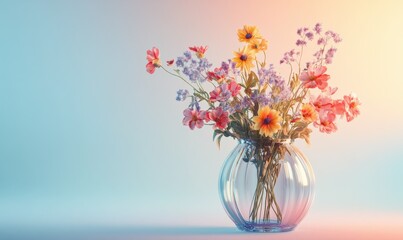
[311,94,333,111]
[228,80,241,97]
[209,84,231,102]
[207,67,226,83]
[344,93,361,122]
[299,65,330,90]
[189,46,208,58]
[207,107,230,130]
[206,107,229,129]
[146,47,161,74]
[333,99,346,115]
[314,111,337,134]
[182,109,207,130]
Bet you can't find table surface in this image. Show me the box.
[3,218,403,240]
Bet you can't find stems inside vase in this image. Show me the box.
[249,143,285,224]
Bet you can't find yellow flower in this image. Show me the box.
[237,25,261,43]
[248,38,268,52]
[232,46,255,72]
[252,106,282,137]
[301,104,318,122]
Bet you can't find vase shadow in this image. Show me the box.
[102,226,242,236]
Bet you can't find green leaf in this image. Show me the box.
[216,134,223,149]
[245,71,258,89]
[213,129,223,141]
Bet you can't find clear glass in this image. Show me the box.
[219,139,315,232]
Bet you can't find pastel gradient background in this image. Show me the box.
[1,0,402,239]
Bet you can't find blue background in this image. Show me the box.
[1,0,402,235]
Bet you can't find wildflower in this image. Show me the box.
[184,51,192,60]
[237,25,261,43]
[299,65,330,90]
[305,32,314,40]
[317,37,325,45]
[314,23,322,34]
[248,38,268,52]
[233,46,255,72]
[207,68,226,83]
[209,84,232,102]
[344,93,360,122]
[189,46,208,58]
[251,90,271,106]
[333,99,346,115]
[166,59,174,66]
[182,108,207,130]
[176,89,189,101]
[176,51,212,83]
[176,57,185,67]
[296,39,307,46]
[325,48,337,64]
[280,49,299,64]
[206,107,230,130]
[252,106,282,137]
[314,111,337,133]
[301,104,318,122]
[146,47,161,74]
[311,94,333,111]
[228,80,241,97]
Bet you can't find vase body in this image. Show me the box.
[219,140,315,232]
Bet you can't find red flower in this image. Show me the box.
[182,109,207,130]
[344,93,360,122]
[207,107,229,130]
[166,59,174,66]
[228,80,241,97]
[189,45,208,58]
[207,67,226,83]
[313,111,337,133]
[146,47,161,74]
[300,65,330,90]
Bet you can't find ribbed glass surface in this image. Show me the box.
[219,141,315,232]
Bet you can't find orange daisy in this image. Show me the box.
[301,104,318,122]
[252,106,282,137]
[248,38,268,52]
[232,46,255,72]
[237,25,262,43]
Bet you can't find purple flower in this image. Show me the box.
[297,28,303,36]
[198,58,212,70]
[251,90,271,106]
[184,51,192,60]
[183,67,191,76]
[314,23,322,34]
[189,71,201,82]
[280,49,299,64]
[175,49,212,83]
[296,39,307,46]
[221,61,229,74]
[189,97,200,111]
[325,47,337,64]
[176,57,185,67]
[210,84,231,103]
[325,30,342,43]
[305,32,314,40]
[176,89,189,101]
[317,37,325,45]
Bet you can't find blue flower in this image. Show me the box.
[176,57,185,67]
[176,89,189,101]
[184,51,192,61]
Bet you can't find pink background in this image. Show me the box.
[1,0,402,239]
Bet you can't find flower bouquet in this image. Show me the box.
[146,24,360,232]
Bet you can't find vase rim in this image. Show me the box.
[239,138,293,145]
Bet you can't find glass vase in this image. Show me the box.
[219,139,315,232]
